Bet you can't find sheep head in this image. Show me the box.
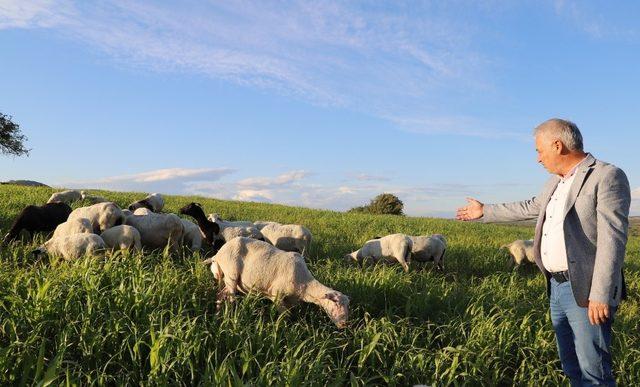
[320,291,350,329]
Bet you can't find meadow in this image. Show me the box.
[0,185,638,385]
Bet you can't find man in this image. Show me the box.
[456,118,630,386]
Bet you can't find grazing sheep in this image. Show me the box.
[207,213,263,243]
[259,222,312,254]
[202,237,350,328]
[181,218,203,251]
[2,202,72,243]
[52,218,93,239]
[128,193,164,213]
[253,220,279,230]
[125,208,184,253]
[208,213,254,228]
[179,203,220,246]
[501,239,535,267]
[409,234,447,270]
[100,225,142,251]
[34,234,106,260]
[345,233,413,272]
[47,189,82,204]
[80,191,108,204]
[67,202,125,234]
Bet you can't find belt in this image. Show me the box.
[550,270,570,283]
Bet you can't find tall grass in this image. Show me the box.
[0,185,638,385]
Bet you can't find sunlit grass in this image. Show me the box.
[0,185,638,385]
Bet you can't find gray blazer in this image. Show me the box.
[483,154,630,307]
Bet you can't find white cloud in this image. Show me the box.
[0,0,514,138]
[65,167,236,193]
[237,170,310,189]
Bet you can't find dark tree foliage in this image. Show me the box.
[348,193,404,215]
[0,113,30,156]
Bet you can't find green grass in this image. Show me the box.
[0,185,638,385]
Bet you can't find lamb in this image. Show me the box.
[100,225,142,251]
[80,191,108,204]
[67,202,126,234]
[501,239,535,267]
[125,208,184,253]
[345,233,413,272]
[179,202,219,246]
[2,202,72,243]
[207,213,263,243]
[409,234,447,270]
[202,237,350,328]
[128,193,164,213]
[52,218,93,239]
[208,213,254,228]
[33,234,106,260]
[47,189,82,204]
[259,222,312,254]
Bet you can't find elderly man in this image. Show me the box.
[456,118,630,386]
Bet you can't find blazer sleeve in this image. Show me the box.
[483,197,542,222]
[589,167,631,304]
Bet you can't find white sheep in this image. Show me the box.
[51,218,93,239]
[67,202,125,234]
[409,234,447,270]
[181,218,203,251]
[259,222,312,254]
[208,213,254,228]
[501,239,535,267]
[100,225,142,251]
[80,191,108,204]
[345,233,413,272]
[202,237,350,328]
[125,208,184,253]
[253,220,279,230]
[208,214,262,243]
[47,189,82,204]
[128,193,165,213]
[34,233,106,260]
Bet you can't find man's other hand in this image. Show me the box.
[588,300,611,325]
[456,197,484,221]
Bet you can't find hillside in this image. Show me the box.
[0,185,638,385]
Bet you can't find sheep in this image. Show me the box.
[259,222,312,254]
[345,233,413,272]
[125,208,184,253]
[179,202,220,246]
[202,237,350,328]
[47,189,82,204]
[67,202,126,234]
[128,193,164,213]
[207,213,263,243]
[253,220,279,230]
[409,234,447,270]
[181,218,203,251]
[208,213,254,228]
[80,191,108,204]
[52,218,93,239]
[33,234,106,260]
[100,225,142,251]
[501,239,535,267]
[2,202,72,244]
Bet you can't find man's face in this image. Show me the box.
[535,132,561,174]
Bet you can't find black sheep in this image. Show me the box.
[3,202,72,243]
[179,202,220,247]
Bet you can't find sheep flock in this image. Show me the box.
[1,188,528,328]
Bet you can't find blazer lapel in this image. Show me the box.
[563,154,596,219]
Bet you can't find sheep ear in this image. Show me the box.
[195,202,203,207]
[324,292,340,303]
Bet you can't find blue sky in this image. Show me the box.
[1,0,639,217]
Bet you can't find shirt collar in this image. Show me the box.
[560,153,590,181]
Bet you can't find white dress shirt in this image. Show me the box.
[540,156,589,273]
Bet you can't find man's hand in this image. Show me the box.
[588,300,611,325]
[456,197,484,221]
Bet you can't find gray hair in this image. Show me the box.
[533,118,584,152]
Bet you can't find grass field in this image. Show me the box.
[0,185,638,385]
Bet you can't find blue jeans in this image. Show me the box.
[550,277,617,386]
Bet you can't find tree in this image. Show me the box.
[348,193,404,215]
[0,113,30,156]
